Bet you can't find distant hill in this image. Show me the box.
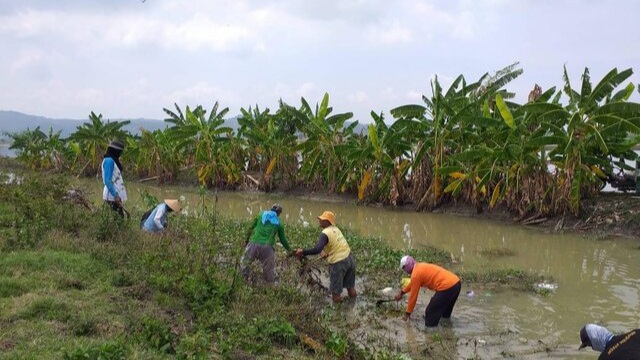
[0,110,172,139]
[0,110,367,140]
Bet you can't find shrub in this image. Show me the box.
[138,316,175,353]
[63,340,129,360]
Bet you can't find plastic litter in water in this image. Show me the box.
[466,290,475,298]
[535,282,558,291]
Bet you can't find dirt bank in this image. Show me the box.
[431,192,640,241]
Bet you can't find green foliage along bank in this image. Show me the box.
[7,65,640,219]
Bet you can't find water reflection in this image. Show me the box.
[80,178,640,359]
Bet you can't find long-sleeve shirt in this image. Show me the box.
[101,157,127,201]
[402,263,460,314]
[303,225,350,264]
[142,203,169,232]
[302,233,329,256]
[246,211,291,251]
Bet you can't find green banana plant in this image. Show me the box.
[68,112,130,176]
[237,105,298,191]
[166,102,234,187]
[286,93,356,191]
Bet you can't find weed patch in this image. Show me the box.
[0,277,29,298]
[17,297,73,322]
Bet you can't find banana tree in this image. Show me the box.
[237,105,298,191]
[167,102,234,187]
[344,111,412,205]
[68,112,130,176]
[391,63,524,211]
[123,128,180,183]
[541,67,640,214]
[286,93,356,191]
[8,127,66,170]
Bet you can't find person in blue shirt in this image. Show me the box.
[141,199,181,232]
[101,139,127,217]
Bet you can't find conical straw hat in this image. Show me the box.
[164,199,181,212]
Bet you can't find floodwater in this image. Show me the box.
[82,178,639,359]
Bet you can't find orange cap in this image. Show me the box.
[317,211,335,225]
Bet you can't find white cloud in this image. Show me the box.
[366,20,412,45]
[0,0,639,124]
[10,49,45,74]
[166,82,242,106]
[406,90,422,101]
[408,1,475,40]
[298,82,318,98]
[348,91,370,103]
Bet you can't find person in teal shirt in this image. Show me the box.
[242,204,291,283]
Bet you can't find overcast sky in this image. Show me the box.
[0,0,639,123]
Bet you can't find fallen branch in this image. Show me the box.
[521,217,547,226]
[245,174,260,186]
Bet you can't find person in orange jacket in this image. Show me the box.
[394,255,461,327]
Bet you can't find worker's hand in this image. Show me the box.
[401,313,410,321]
[114,196,122,206]
[294,249,304,259]
[394,292,404,301]
[319,251,328,259]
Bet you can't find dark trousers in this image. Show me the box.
[107,201,125,218]
[425,281,461,327]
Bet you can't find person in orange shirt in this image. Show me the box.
[394,255,461,327]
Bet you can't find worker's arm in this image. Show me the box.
[277,225,291,252]
[153,204,166,230]
[245,215,258,243]
[102,158,118,198]
[302,233,328,256]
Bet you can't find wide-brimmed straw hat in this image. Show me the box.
[164,199,181,212]
[317,211,335,225]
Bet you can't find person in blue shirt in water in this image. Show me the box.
[141,199,181,232]
[102,139,127,217]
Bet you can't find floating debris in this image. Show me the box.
[381,287,394,296]
[466,290,475,298]
[535,282,558,291]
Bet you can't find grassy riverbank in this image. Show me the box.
[0,171,549,359]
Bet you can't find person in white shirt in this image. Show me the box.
[141,199,181,232]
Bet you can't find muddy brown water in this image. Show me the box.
[83,178,639,359]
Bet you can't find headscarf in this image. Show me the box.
[583,324,614,352]
[261,210,280,226]
[104,146,124,173]
[401,255,416,274]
